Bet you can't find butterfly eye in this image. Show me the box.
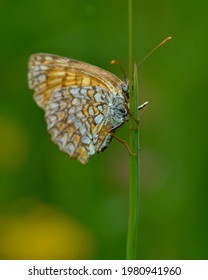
[121,82,128,93]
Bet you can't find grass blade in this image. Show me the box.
[127,0,140,260]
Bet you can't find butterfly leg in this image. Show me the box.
[110,132,136,156]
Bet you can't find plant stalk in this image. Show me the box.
[127,0,140,260]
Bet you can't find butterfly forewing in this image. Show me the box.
[28,54,123,108]
[28,53,129,164]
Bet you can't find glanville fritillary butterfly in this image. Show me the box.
[28,53,147,164]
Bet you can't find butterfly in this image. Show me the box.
[28,53,146,164]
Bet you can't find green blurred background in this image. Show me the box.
[0,0,207,260]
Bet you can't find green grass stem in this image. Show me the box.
[126,0,140,260]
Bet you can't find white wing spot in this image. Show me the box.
[38,74,46,83]
[94,114,104,124]
[82,136,91,144]
[50,128,59,139]
[40,65,48,71]
[94,93,103,102]
[33,66,39,71]
[80,88,87,95]
[57,133,68,149]
[80,126,86,135]
[45,56,53,61]
[47,115,57,129]
[89,106,94,116]
[72,98,80,106]
[70,87,79,95]
[64,143,75,156]
[46,102,59,110]
[88,143,95,155]
[54,90,63,99]
[68,107,76,114]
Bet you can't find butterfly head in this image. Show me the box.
[121,80,129,98]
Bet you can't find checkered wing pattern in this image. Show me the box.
[28,54,128,164]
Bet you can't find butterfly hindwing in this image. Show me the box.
[45,85,113,163]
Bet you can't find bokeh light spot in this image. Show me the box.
[0,202,95,259]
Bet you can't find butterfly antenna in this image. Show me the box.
[138,36,172,68]
[111,59,127,81]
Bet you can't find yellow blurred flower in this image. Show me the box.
[0,202,95,259]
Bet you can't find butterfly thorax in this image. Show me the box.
[97,88,129,153]
[105,94,129,130]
